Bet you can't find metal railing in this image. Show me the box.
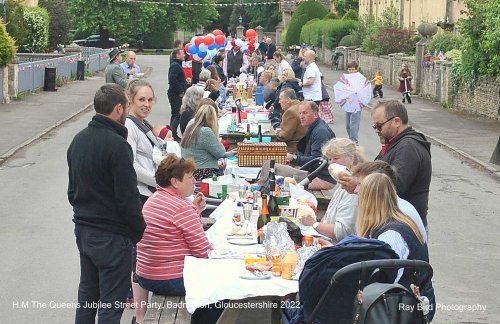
[16,47,110,94]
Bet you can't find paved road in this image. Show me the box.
[0,55,499,323]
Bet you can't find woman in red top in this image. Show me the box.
[136,154,210,296]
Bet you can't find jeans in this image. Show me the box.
[74,225,132,324]
[345,111,361,145]
[168,93,182,140]
[137,275,186,296]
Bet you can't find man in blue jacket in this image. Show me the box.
[287,101,336,189]
[67,84,146,324]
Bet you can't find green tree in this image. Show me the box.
[285,0,328,47]
[0,18,16,67]
[460,0,500,79]
[70,0,217,47]
[39,0,72,50]
[333,0,359,17]
[22,7,50,52]
[243,0,281,32]
[427,32,463,54]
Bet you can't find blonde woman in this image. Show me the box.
[279,68,302,97]
[301,138,366,242]
[180,105,236,180]
[273,50,292,79]
[356,173,435,321]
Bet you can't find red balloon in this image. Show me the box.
[248,39,255,45]
[184,42,192,53]
[231,39,236,47]
[248,45,255,52]
[214,35,226,45]
[194,36,204,47]
[204,36,214,46]
[245,29,257,39]
[190,54,199,62]
[213,29,224,36]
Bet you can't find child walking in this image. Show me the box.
[371,71,383,98]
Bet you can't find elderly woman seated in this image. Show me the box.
[136,154,210,296]
[301,138,365,242]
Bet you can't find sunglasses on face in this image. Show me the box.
[372,116,396,131]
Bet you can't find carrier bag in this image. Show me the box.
[353,282,426,324]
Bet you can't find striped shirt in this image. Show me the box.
[136,187,211,280]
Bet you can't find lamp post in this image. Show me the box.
[238,15,243,25]
[236,15,244,39]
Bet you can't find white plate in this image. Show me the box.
[239,271,272,280]
[228,238,258,245]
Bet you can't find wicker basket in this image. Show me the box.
[237,142,287,167]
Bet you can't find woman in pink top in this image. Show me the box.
[136,154,211,296]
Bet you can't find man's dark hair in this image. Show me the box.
[281,88,297,100]
[213,55,223,64]
[374,100,409,124]
[172,49,182,60]
[173,39,182,49]
[302,100,319,113]
[352,161,398,187]
[94,84,127,115]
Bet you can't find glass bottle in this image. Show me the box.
[268,180,280,219]
[257,194,270,229]
[245,123,251,141]
[257,125,263,143]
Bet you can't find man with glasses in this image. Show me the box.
[370,100,432,229]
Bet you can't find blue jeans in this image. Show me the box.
[74,225,132,324]
[345,111,361,144]
[137,275,186,296]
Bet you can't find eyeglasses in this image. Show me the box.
[372,116,396,131]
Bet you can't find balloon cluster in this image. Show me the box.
[184,29,226,62]
[184,29,259,62]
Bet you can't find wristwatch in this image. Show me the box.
[312,222,320,229]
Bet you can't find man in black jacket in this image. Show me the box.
[67,84,146,324]
[372,100,432,228]
[168,49,187,141]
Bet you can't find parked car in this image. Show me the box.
[72,35,116,48]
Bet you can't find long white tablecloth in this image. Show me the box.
[183,198,299,313]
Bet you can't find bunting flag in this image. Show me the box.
[115,0,297,6]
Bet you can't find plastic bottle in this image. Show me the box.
[281,251,299,280]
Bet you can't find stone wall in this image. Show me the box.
[454,78,500,119]
[328,48,499,120]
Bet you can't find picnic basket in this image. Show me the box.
[237,142,287,167]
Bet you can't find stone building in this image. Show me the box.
[359,0,467,30]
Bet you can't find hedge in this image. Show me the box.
[300,19,358,50]
[0,18,16,67]
[285,0,328,47]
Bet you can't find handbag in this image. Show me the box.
[318,100,334,124]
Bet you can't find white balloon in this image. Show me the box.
[198,43,208,52]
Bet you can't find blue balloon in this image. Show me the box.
[208,43,217,50]
[188,44,199,54]
[197,51,207,58]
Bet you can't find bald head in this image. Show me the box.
[304,50,316,64]
[125,51,137,66]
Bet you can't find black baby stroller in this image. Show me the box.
[283,235,434,324]
[257,157,329,193]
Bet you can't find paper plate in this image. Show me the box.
[228,238,258,246]
[239,271,272,280]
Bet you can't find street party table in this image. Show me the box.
[183,198,299,320]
